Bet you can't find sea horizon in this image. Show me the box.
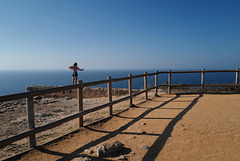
[0,69,237,96]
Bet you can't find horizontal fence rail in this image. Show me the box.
[0,68,239,153]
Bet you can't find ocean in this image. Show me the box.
[0,69,236,96]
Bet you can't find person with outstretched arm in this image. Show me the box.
[69,62,84,84]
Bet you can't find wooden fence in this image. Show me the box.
[0,68,239,151]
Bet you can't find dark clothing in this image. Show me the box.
[72,72,78,77]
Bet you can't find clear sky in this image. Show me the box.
[0,0,239,70]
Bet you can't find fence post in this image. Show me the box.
[144,72,148,100]
[128,74,133,107]
[201,69,205,93]
[26,87,36,148]
[236,68,239,91]
[107,76,113,116]
[155,70,158,96]
[77,80,83,127]
[168,70,171,94]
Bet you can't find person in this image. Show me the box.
[69,62,84,84]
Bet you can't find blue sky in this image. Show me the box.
[0,0,239,70]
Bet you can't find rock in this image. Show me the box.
[49,100,57,103]
[84,157,91,161]
[118,155,127,160]
[130,136,136,139]
[65,97,72,100]
[20,101,26,105]
[94,141,124,157]
[0,109,7,113]
[4,103,12,107]
[34,100,40,104]
[34,96,42,100]
[84,149,93,154]
[11,101,18,105]
[142,123,146,125]
[182,128,186,130]
[8,108,14,112]
[53,95,59,99]
[140,145,149,149]
[43,100,49,104]
[12,105,17,108]
[138,130,146,134]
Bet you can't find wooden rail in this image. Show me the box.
[0,68,239,150]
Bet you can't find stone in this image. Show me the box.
[138,130,146,134]
[140,145,149,149]
[43,100,49,104]
[84,157,91,161]
[84,149,93,154]
[49,100,57,103]
[0,109,7,113]
[94,141,124,157]
[130,136,136,139]
[118,155,127,160]
[142,123,146,125]
[34,96,42,100]
[20,101,26,105]
[34,100,40,104]
[53,95,59,99]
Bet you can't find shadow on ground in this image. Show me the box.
[30,94,203,161]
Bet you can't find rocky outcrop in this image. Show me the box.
[32,86,140,98]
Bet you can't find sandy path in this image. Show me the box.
[19,94,240,161]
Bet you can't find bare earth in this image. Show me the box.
[10,94,240,160]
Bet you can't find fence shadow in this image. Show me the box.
[141,94,203,161]
[30,95,179,161]
[23,94,202,161]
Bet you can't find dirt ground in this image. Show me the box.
[9,94,240,160]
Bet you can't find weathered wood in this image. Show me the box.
[170,70,238,73]
[155,70,158,96]
[77,80,83,127]
[144,72,148,100]
[158,84,240,87]
[128,74,133,107]
[236,68,239,85]
[168,70,172,94]
[236,68,239,91]
[201,69,205,92]
[26,87,36,148]
[108,77,113,116]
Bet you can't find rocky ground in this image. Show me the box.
[0,88,146,160]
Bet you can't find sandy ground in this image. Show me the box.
[15,93,240,161]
